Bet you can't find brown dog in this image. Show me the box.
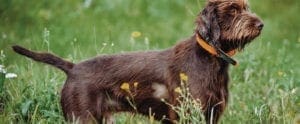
[13,0,263,123]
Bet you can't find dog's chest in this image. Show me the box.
[186,63,229,107]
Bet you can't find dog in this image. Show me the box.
[12,0,263,123]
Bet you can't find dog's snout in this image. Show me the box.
[255,21,264,30]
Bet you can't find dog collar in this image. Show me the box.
[195,33,238,66]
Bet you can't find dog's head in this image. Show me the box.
[196,0,263,51]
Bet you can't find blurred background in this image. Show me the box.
[0,0,299,123]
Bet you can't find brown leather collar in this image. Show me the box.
[196,33,238,66]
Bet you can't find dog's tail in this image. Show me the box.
[12,45,74,74]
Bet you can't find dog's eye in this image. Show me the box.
[230,8,237,15]
[229,4,240,14]
[229,7,238,15]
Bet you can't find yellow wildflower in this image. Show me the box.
[120,82,130,91]
[131,31,141,38]
[179,73,188,81]
[134,82,139,88]
[174,87,182,94]
[278,71,284,76]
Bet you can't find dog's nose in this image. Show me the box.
[256,22,264,30]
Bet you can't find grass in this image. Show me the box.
[0,0,299,123]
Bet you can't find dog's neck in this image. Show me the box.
[195,33,238,66]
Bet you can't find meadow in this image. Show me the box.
[0,0,299,123]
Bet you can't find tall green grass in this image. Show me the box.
[0,0,299,123]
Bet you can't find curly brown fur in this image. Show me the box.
[13,0,263,124]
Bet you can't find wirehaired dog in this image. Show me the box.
[13,0,263,123]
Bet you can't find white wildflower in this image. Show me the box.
[0,50,5,59]
[5,73,17,79]
[0,65,6,73]
[144,37,149,45]
[2,33,7,39]
[291,88,297,94]
[83,0,92,8]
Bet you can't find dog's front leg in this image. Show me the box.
[168,94,179,123]
[165,78,181,123]
[203,97,226,124]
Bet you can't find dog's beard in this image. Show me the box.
[222,39,251,52]
[220,29,262,51]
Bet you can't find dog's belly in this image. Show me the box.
[99,81,171,117]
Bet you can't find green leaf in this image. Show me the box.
[0,73,5,94]
[21,100,33,117]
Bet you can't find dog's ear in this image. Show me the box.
[197,3,220,47]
